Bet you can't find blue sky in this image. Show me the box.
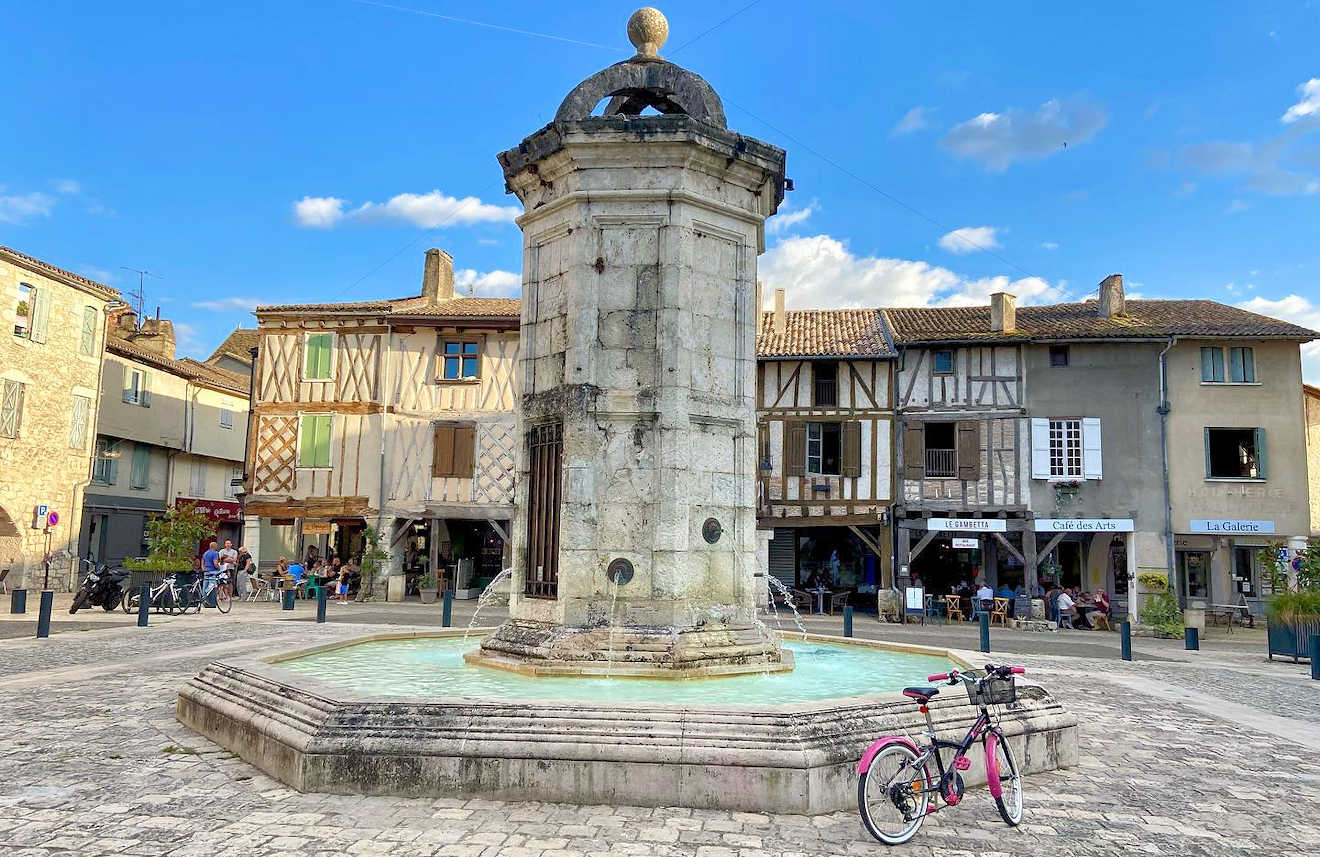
[3,1,1319,376]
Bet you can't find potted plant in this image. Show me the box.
[354,526,390,602]
[1264,540,1320,662]
[419,568,439,604]
[1136,571,1169,595]
[123,503,211,587]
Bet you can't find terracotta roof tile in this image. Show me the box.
[255,294,520,320]
[0,244,121,300]
[884,299,1318,343]
[756,309,895,359]
[206,328,261,364]
[108,338,250,395]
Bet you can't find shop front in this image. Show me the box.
[1033,518,1135,619]
[392,517,511,600]
[764,524,888,608]
[899,517,1032,595]
[177,497,243,547]
[1176,519,1292,615]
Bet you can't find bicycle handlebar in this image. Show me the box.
[926,664,1025,684]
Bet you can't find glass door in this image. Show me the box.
[1176,551,1211,608]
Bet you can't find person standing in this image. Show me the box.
[217,539,239,599]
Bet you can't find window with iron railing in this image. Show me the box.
[923,421,956,477]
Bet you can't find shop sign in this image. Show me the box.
[302,520,333,535]
[926,518,1007,532]
[951,537,979,549]
[1189,519,1275,535]
[177,497,242,523]
[1034,518,1134,533]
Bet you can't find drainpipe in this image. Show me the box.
[1157,337,1177,600]
[374,323,395,596]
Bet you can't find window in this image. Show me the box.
[1048,419,1084,478]
[805,422,842,475]
[0,379,24,438]
[69,395,91,449]
[12,283,33,338]
[130,444,151,490]
[923,422,956,477]
[1229,347,1256,383]
[225,465,242,499]
[122,368,151,406]
[1205,427,1266,479]
[80,307,98,355]
[813,363,837,406]
[220,407,233,429]
[190,460,207,496]
[92,438,116,485]
[297,414,332,468]
[1049,345,1070,368]
[304,333,334,380]
[441,340,480,380]
[933,350,954,374]
[432,424,476,478]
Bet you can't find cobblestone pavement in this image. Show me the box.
[1,612,1318,856]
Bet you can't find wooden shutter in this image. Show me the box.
[140,372,152,407]
[432,425,455,477]
[1254,427,1267,479]
[841,420,862,478]
[1030,418,1051,479]
[902,423,924,479]
[0,381,22,438]
[81,307,97,355]
[785,423,806,476]
[29,288,49,343]
[1082,417,1103,480]
[956,420,981,481]
[69,395,90,449]
[453,425,476,478]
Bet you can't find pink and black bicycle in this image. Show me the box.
[856,663,1026,845]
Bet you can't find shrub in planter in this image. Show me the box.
[1265,589,1320,661]
[1139,591,1183,638]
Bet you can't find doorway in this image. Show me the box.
[1176,550,1211,607]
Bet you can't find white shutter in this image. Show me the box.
[1030,418,1051,479]
[69,395,90,449]
[140,371,152,407]
[1083,417,1103,480]
[29,288,49,343]
[122,368,136,403]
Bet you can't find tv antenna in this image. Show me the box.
[119,267,161,321]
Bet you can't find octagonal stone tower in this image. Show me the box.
[471,9,789,676]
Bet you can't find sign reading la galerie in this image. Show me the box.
[1189,519,1276,535]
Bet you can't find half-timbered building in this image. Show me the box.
[245,249,519,599]
[755,290,896,596]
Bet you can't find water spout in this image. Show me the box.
[765,576,807,640]
[464,567,514,641]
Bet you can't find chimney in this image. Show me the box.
[421,248,454,305]
[1098,273,1125,318]
[990,292,1017,333]
[130,318,177,359]
[773,288,786,336]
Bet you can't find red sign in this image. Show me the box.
[46,511,59,527]
[177,498,243,523]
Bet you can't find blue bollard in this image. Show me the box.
[137,584,149,627]
[316,586,327,623]
[36,590,53,639]
[10,588,26,614]
[442,589,453,628]
[1311,635,1320,681]
[979,611,990,654]
[1120,620,1132,661]
[843,605,853,637]
[1185,626,1199,651]
[282,588,295,611]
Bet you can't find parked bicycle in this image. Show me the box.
[856,663,1026,845]
[177,572,232,614]
[121,574,186,615]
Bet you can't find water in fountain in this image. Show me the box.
[463,567,514,641]
[765,576,807,640]
[604,577,621,678]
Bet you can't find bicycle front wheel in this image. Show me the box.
[215,587,232,614]
[122,589,138,613]
[857,744,930,845]
[990,733,1023,826]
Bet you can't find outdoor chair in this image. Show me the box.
[246,577,270,602]
[828,590,849,615]
[787,589,813,612]
[944,595,964,622]
[1091,611,1111,631]
[991,597,1010,627]
[924,593,944,625]
[1058,608,1075,630]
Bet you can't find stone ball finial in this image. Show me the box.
[627,7,668,59]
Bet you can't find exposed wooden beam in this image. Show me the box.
[847,525,883,558]
[992,531,1025,564]
[1035,532,1066,564]
[909,529,938,561]
[487,519,510,543]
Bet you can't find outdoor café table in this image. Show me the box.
[808,587,829,615]
[1076,603,1098,629]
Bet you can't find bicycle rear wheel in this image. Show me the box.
[215,587,232,613]
[990,733,1023,826]
[857,744,930,845]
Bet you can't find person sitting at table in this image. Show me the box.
[287,558,306,589]
[975,580,994,611]
[1056,587,1077,628]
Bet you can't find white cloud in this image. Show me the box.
[294,190,518,229]
[1040,241,1059,250]
[454,268,520,297]
[938,225,1001,255]
[758,233,1065,311]
[53,179,80,195]
[1281,78,1320,124]
[765,199,818,235]
[1237,294,1320,381]
[0,190,55,224]
[890,106,933,137]
[172,321,205,356]
[192,296,263,312]
[940,97,1108,171]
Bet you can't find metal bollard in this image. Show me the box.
[442,589,453,628]
[36,590,53,639]
[282,588,295,611]
[1120,620,1132,661]
[137,585,149,627]
[979,611,990,654]
[10,588,26,614]
[1311,635,1320,681]
[316,586,327,623]
[1184,626,1199,651]
[843,605,853,637]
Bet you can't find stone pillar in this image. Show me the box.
[384,519,406,602]
[242,515,262,568]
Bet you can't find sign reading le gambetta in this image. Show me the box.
[926,518,1007,532]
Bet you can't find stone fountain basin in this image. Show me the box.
[176,631,1078,814]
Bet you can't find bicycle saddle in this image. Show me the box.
[901,686,940,701]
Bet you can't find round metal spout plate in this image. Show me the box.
[606,558,634,585]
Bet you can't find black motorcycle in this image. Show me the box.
[70,561,128,614]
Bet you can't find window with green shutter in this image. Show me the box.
[298,414,332,468]
[304,333,334,380]
[130,444,151,490]
[1200,347,1225,383]
[1229,347,1256,383]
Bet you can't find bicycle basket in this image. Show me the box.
[968,675,1016,706]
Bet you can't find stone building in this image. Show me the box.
[756,289,896,598]
[80,310,250,563]
[245,249,519,599]
[1307,383,1320,537]
[0,244,119,591]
